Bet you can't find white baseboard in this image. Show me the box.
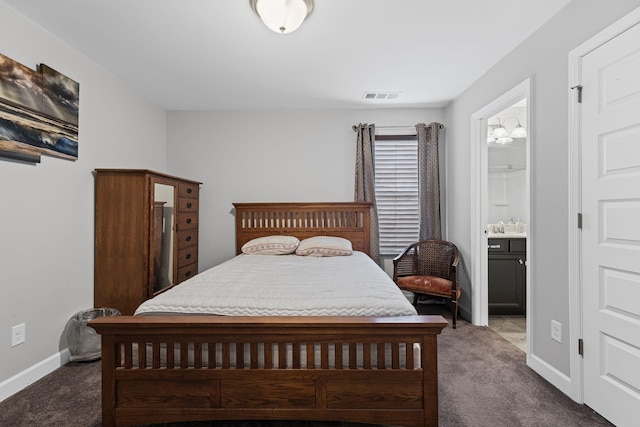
[0,348,70,403]
[459,305,472,323]
[529,353,575,400]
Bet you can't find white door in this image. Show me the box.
[581,22,640,427]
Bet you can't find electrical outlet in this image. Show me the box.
[11,323,25,347]
[551,320,562,343]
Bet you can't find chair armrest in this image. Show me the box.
[392,243,414,263]
[392,256,399,282]
[392,243,417,282]
[450,253,459,291]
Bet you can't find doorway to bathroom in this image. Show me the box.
[470,78,532,362]
[486,101,528,351]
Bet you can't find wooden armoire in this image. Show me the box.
[94,169,201,315]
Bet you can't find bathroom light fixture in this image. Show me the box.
[487,117,527,145]
[491,120,509,138]
[509,121,527,138]
[250,0,314,34]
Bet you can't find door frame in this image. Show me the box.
[470,78,532,363]
[568,5,640,404]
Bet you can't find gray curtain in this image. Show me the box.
[354,123,380,264]
[416,122,443,241]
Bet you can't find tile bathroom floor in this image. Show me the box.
[489,315,526,352]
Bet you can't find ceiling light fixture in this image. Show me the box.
[250,0,314,34]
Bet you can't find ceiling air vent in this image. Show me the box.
[363,92,401,100]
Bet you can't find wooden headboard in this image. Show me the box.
[233,202,372,256]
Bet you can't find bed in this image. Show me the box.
[90,202,448,427]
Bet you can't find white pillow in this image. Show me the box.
[295,236,353,257]
[241,235,299,255]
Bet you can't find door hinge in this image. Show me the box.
[578,338,584,356]
[577,212,582,229]
[571,85,583,103]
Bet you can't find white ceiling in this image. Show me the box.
[3,0,572,110]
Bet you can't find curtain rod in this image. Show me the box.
[351,124,444,131]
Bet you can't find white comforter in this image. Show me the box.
[135,251,417,317]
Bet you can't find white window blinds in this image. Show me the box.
[374,135,419,255]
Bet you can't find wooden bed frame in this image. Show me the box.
[90,202,448,427]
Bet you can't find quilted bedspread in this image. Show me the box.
[135,251,417,317]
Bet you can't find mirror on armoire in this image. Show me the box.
[152,183,175,293]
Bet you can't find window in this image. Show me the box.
[374,135,419,255]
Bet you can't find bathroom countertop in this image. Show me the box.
[488,232,527,239]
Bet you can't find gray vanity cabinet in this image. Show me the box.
[488,238,526,315]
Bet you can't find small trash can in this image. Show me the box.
[65,307,120,362]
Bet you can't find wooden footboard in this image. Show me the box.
[90,315,447,427]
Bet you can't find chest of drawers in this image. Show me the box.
[94,169,201,315]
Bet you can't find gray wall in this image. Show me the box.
[166,108,444,269]
[0,2,167,387]
[445,0,640,376]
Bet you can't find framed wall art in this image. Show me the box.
[0,53,79,163]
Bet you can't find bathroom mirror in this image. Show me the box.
[152,182,175,293]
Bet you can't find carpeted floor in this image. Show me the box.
[0,304,612,427]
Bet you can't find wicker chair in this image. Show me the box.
[393,240,460,328]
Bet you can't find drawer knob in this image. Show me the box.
[187,202,192,208]
[186,236,192,242]
[187,188,192,194]
[186,253,192,259]
[185,271,191,277]
[186,218,192,224]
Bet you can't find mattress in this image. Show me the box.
[135,251,417,317]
